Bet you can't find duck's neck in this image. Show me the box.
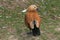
[27,10,38,13]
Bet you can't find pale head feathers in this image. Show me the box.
[22,5,38,12]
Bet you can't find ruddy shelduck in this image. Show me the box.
[22,5,41,36]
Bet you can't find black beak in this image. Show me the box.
[36,8,40,12]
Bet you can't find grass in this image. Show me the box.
[0,0,60,40]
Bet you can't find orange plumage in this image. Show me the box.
[25,5,41,36]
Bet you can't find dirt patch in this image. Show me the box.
[8,35,18,40]
[18,31,40,40]
[55,27,60,32]
[46,33,57,40]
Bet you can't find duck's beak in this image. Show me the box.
[21,9,27,12]
[36,8,40,12]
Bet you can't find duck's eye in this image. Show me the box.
[34,7,36,8]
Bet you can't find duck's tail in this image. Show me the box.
[32,20,40,36]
